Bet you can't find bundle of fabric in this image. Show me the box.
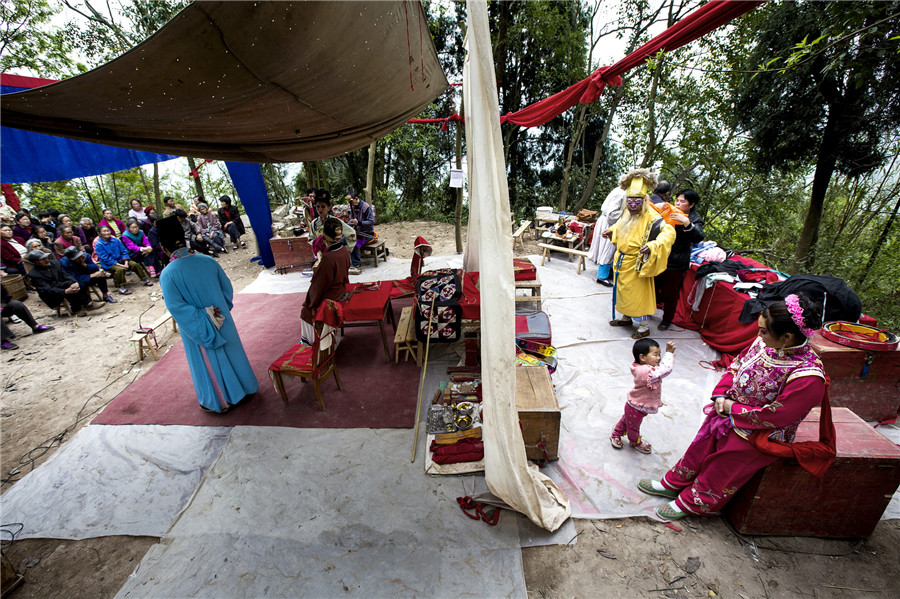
[739,274,862,324]
[415,268,462,343]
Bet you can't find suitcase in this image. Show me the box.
[809,332,900,421]
[515,309,551,345]
[725,407,900,537]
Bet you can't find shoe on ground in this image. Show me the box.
[212,252,220,258]
[233,245,240,251]
[609,318,631,327]
[200,404,232,414]
[658,321,671,331]
[143,280,154,286]
[9,315,23,323]
[610,433,623,449]
[32,324,54,333]
[656,503,688,521]
[119,288,133,295]
[631,438,652,454]
[596,278,613,287]
[2,340,19,350]
[85,302,105,311]
[637,479,679,499]
[631,328,650,339]
[105,296,118,303]
[240,241,247,248]
[348,266,362,275]
[76,310,88,317]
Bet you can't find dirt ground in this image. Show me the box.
[2,220,899,598]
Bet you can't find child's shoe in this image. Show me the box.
[609,433,623,449]
[637,479,678,499]
[631,437,652,454]
[148,265,157,277]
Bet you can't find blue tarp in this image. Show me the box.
[1,83,177,185]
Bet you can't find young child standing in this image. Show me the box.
[610,338,676,454]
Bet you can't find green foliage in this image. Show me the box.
[0,0,81,76]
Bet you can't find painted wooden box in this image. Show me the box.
[810,333,900,422]
[270,236,315,274]
[726,407,900,538]
[516,365,560,461]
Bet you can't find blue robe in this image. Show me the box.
[159,253,257,412]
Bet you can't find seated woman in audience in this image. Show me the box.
[121,220,162,276]
[217,195,246,250]
[1,282,54,350]
[127,198,149,224]
[53,225,84,258]
[94,225,153,294]
[30,226,54,251]
[26,249,100,316]
[196,203,228,254]
[1,223,28,274]
[98,208,126,237]
[78,217,99,249]
[55,214,76,235]
[146,214,168,268]
[12,213,34,242]
[141,206,158,235]
[60,246,116,304]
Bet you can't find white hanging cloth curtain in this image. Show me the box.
[462,0,571,532]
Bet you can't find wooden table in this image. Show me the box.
[340,282,396,360]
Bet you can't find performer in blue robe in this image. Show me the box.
[156,216,257,413]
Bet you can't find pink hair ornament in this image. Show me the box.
[784,294,816,338]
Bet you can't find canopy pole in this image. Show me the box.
[411,294,438,462]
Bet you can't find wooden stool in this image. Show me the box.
[130,311,178,361]
[538,243,589,274]
[512,220,531,252]
[360,238,388,267]
[393,306,420,365]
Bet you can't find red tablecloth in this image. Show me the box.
[341,282,393,322]
[460,271,480,319]
[672,255,771,355]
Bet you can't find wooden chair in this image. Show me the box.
[268,300,344,410]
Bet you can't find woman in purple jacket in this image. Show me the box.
[121,220,162,276]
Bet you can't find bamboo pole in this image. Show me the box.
[411,294,438,462]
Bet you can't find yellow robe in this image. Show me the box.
[610,208,676,318]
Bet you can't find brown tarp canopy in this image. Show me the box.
[0,1,448,163]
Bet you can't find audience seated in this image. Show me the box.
[94,225,153,295]
[12,213,34,243]
[30,226,54,251]
[196,203,228,254]
[146,214,168,268]
[55,214,76,235]
[1,283,54,350]
[98,208,126,237]
[127,198,149,224]
[23,238,56,274]
[217,195,246,250]
[26,249,100,316]
[140,206,158,235]
[310,190,356,259]
[161,196,185,218]
[174,209,212,255]
[60,246,116,304]
[78,217,98,249]
[36,210,58,238]
[1,223,27,275]
[53,225,84,258]
[121,220,162,276]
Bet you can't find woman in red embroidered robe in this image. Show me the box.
[638,294,825,520]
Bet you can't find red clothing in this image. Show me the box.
[661,339,826,516]
[301,244,350,323]
[98,217,126,237]
[2,237,25,268]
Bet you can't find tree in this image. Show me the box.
[731,0,900,268]
[0,0,80,76]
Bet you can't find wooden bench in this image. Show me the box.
[538,243,589,275]
[129,311,178,361]
[360,238,388,267]
[393,306,421,365]
[512,220,531,252]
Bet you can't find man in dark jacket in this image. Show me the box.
[26,249,100,316]
[217,195,246,250]
[60,246,115,304]
[656,189,704,330]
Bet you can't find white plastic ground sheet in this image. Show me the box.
[117,427,525,598]
[0,425,230,539]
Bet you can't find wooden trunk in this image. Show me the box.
[269,236,314,274]
[516,365,560,461]
[726,407,900,538]
[810,332,900,422]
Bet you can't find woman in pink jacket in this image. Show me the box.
[121,220,162,276]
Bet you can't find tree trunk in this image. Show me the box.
[365,141,376,205]
[794,112,840,269]
[559,103,588,212]
[858,194,900,286]
[94,175,108,211]
[152,163,162,211]
[186,157,205,199]
[572,85,624,214]
[110,171,121,216]
[81,178,102,221]
[137,167,152,203]
[454,100,465,253]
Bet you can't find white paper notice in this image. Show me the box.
[449,169,464,188]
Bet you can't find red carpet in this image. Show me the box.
[93,293,420,428]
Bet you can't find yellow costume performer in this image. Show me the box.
[609,171,676,337]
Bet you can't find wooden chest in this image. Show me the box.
[516,365,561,461]
[269,236,315,274]
[810,333,900,422]
[726,407,900,538]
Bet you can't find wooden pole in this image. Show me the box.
[411,294,438,462]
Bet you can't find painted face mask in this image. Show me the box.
[626,197,644,211]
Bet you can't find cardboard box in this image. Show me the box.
[516,365,561,461]
[810,332,900,421]
[726,407,900,537]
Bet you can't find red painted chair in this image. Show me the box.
[268,300,344,410]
